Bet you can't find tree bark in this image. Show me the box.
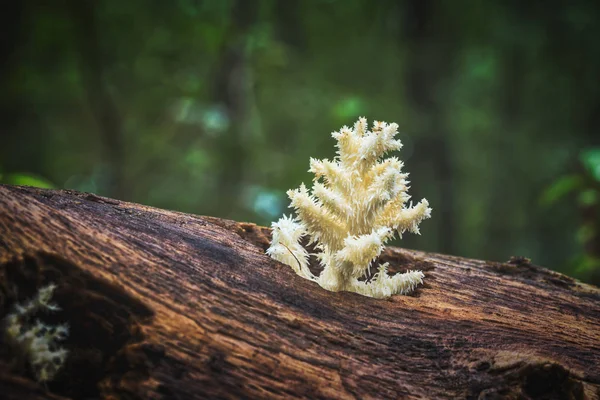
[0,184,598,400]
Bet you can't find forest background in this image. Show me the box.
[1,0,599,284]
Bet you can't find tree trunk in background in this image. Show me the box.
[69,0,127,201]
[0,185,599,400]
[403,0,456,254]
[212,0,258,220]
[0,2,45,177]
[0,1,24,141]
[274,0,305,52]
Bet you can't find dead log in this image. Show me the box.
[0,184,598,400]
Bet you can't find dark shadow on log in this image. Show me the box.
[0,252,155,399]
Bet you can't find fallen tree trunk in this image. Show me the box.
[0,184,598,400]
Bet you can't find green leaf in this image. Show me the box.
[332,96,364,120]
[5,173,55,189]
[573,255,600,275]
[540,175,584,206]
[578,189,598,207]
[580,148,600,182]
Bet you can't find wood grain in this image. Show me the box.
[0,184,598,399]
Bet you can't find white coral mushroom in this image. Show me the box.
[268,117,432,298]
[4,284,69,382]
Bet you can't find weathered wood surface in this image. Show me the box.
[0,184,599,400]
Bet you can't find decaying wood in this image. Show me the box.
[0,184,599,400]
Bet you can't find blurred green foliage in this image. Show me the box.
[0,171,54,189]
[1,0,599,283]
[542,147,600,283]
